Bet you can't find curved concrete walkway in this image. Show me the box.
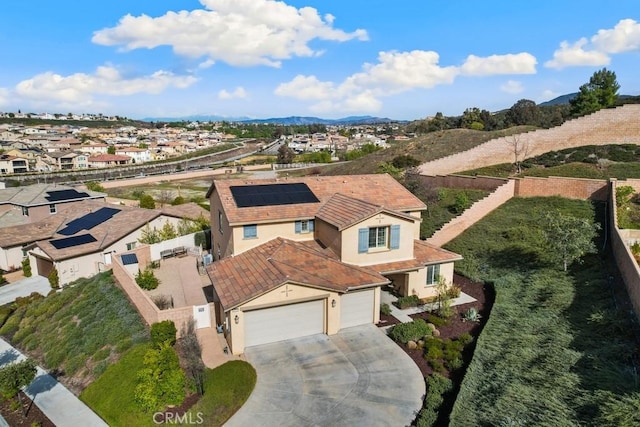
[0,276,50,306]
[0,339,106,427]
[225,324,424,427]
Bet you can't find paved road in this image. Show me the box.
[0,276,50,306]
[0,339,107,427]
[225,324,425,427]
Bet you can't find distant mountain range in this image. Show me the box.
[141,114,397,125]
[539,92,635,107]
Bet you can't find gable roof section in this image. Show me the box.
[0,183,105,207]
[206,238,389,310]
[208,174,426,225]
[413,240,464,265]
[316,193,418,230]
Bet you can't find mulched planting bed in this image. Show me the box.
[377,312,401,327]
[402,274,492,378]
[0,391,55,426]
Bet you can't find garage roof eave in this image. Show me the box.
[346,280,390,292]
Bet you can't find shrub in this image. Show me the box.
[452,192,471,214]
[458,332,474,346]
[135,268,159,290]
[428,359,446,373]
[139,194,156,209]
[388,319,433,344]
[447,284,461,299]
[380,303,392,316]
[425,340,444,360]
[21,258,32,277]
[462,307,481,322]
[48,268,60,289]
[134,342,185,412]
[396,295,420,309]
[152,295,173,310]
[425,313,448,327]
[150,321,177,348]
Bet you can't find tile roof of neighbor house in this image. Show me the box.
[207,174,427,225]
[160,203,209,221]
[316,193,418,231]
[32,200,159,261]
[206,238,389,310]
[0,183,105,207]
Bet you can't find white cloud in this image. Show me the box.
[592,19,640,54]
[10,66,197,107]
[92,0,368,68]
[276,48,538,114]
[218,86,248,99]
[461,53,537,76]
[0,88,9,106]
[545,19,640,69]
[544,38,610,69]
[500,80,524,94]
[539,89,561,103]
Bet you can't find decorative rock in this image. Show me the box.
[426,323,437,331]
[417,340,425,347]
[407,340,418,349]
[432,329,441,337]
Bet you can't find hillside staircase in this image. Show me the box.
[426,180,515,246]
[418,104,640,176]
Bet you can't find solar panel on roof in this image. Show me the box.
[230,183,319,208]
[58,207,121,236]
[45,189,90,202]
[49,233,97,249]
[121,253,138,265]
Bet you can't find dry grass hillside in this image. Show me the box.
[418,104,640,176]
[321,126,535,176]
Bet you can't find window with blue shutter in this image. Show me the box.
[358,228,368,253]
[390,224,400,249]
[295,220,314,234]
[295,221,302,233]
[243,224,257,239]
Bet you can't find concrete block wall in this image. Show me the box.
[515,176,609,200]
[416,174,509,192]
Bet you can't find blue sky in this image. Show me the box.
[1,0,639,120]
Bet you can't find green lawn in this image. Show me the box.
[81,353,256,427]
[444,197,640,426]
[0,272,148,386]
[187,361,257,426]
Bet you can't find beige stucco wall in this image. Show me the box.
[209,191,233,259]
[0,246,23,271]
[341,212,416,266]
[57,253,103,286]
[232,220,315,255]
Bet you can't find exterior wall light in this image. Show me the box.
[331,299,336,308]
[234,315,239,324]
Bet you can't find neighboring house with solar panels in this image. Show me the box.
[20,200,206,286]
[205,174,462,355]
[0,183,106,227]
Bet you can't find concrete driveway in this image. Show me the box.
[225,324,425,427]
[0,276,50,305]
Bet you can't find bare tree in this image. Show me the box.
[506,135,530,175]
[156,189,174,207]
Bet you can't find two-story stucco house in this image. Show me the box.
[205,174,462,355]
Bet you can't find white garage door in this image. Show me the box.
[341,289,375,329]
[244,299,324,347]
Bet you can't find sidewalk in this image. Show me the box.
[0,339,107,427]
[381,289,477,324]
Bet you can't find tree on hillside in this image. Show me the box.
[107,145,116,155]
[139,194,156,209]
[506,135,530,174]
[570,68,620,116]
[506,99,540,126]
[542,212,600,271]
[0,358,37,417]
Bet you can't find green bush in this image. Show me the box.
[380,303,392,316]
[134,342,185,412]
[150,320,177,348]
[135,268,159,290]
[0,306,14,328]
[21,258,32,277]
[48,268,60,289]
[425,313,448,327]
[388,319,433,344]
[396,295,420,309]
[428,359,446,373]
[458,332,474,346]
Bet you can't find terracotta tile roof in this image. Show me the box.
[206,238,389,310]
[160,203,208,221]
[88,154,131,162]
[34,200,159,261]
[317,193,417,230]
[413,240,464,265]
[364,240,463,275]
[207,174,426,225]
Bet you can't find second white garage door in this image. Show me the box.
[244,299,324,348]
[340,289,375,329]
